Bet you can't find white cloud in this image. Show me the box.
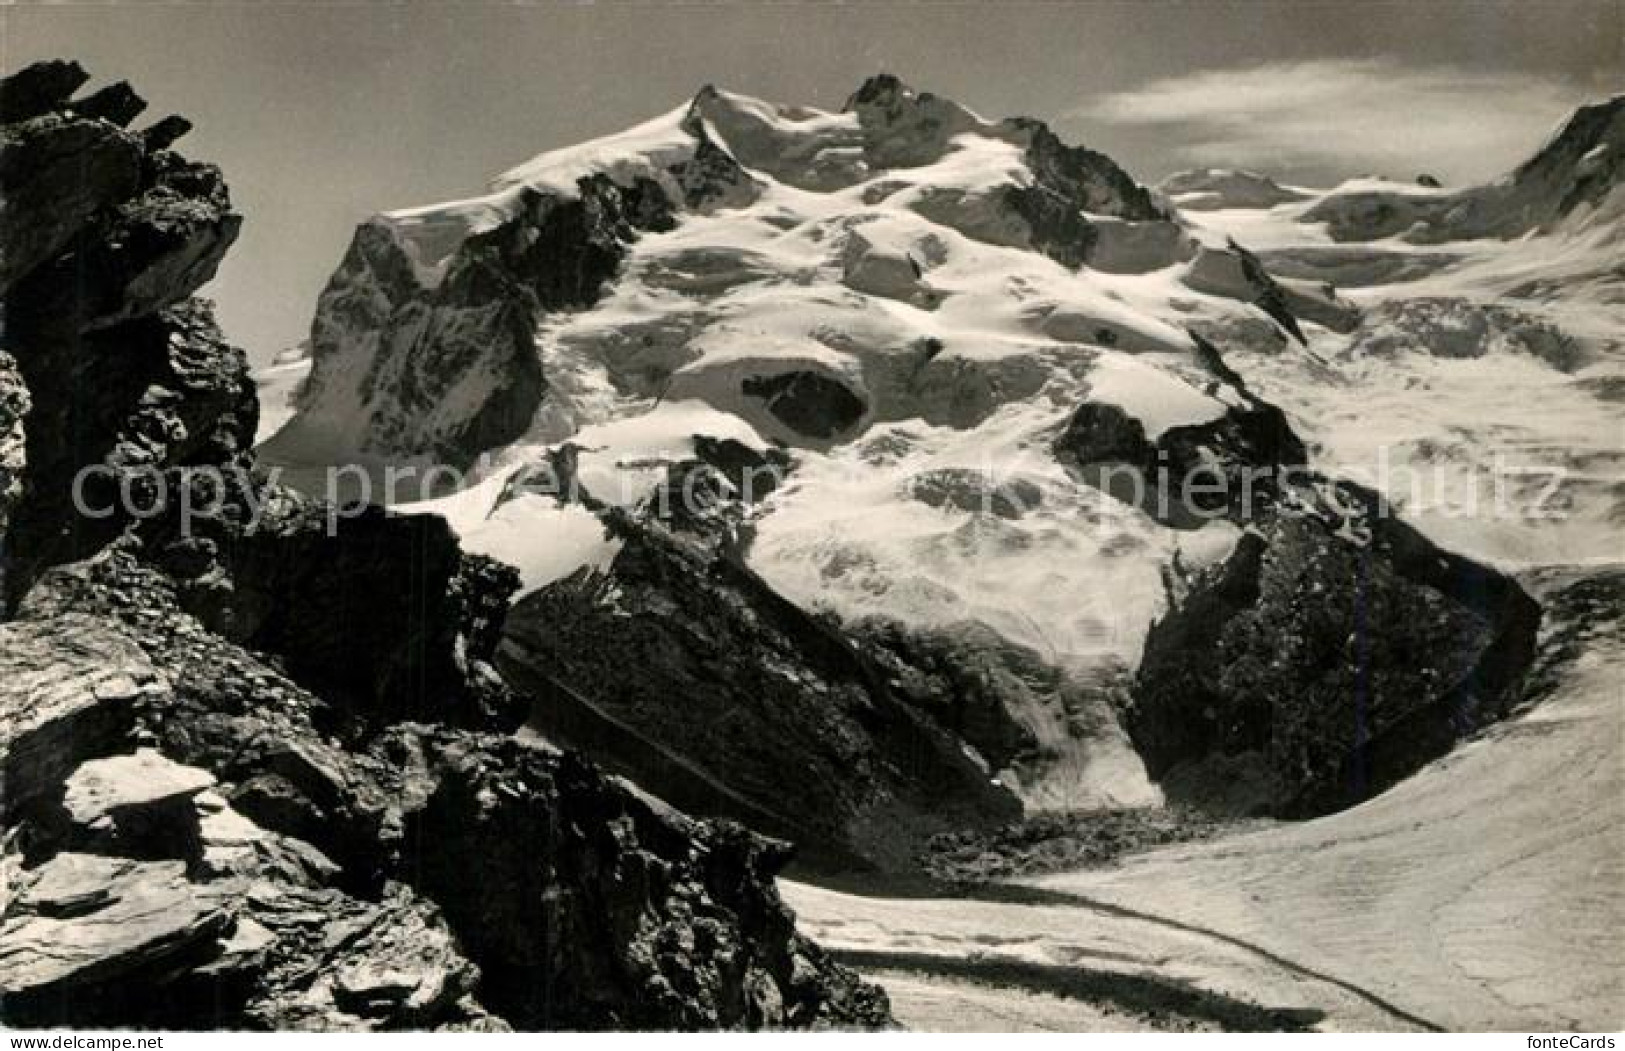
[1078,60,1591,183]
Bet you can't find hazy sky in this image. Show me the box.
[7,0,1619,363]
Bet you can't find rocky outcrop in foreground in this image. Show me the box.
[2,556,886,1029]
[0,60,889,1031]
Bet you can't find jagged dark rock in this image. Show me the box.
[1228,237,1307,344]
[140,114,193,152]
[395,730,891,1029]
[1053,391,1306,529]
[0,59,89,124]
[500,519,1022,872]
[741,370,868,440]
[158,496,524,729]
[0,115,142,292]
[11,160,240,332]
[1003,115,1167,268]
[852,618,1043,772]
[1130,480,1541,817]
[0,61,245,602]
[2,300,257,603]
[70,80,147,127]
[2,543,891,1030]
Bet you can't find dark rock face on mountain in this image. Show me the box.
[264,117,760,483]
[1070,339,1546,816]
[502,523,1022,872]
[0,60,890,1032]
[1053,396,1306,530]
[851,618,1044,774]
[1002,115,1167,268]
[741,370,868,440]
[1131,479,1541,817]
[277,176,681,475]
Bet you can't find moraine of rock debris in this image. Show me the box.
[0,59,892,1032]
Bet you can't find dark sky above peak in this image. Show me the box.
[8,0,1618,361]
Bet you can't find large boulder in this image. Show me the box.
[0,613,157,824]
[1,832,494,1030]
[0,853,236,1017]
